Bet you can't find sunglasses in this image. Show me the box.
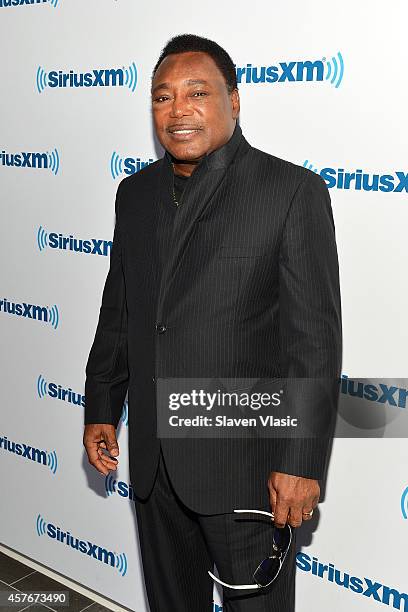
[208,509,292,590]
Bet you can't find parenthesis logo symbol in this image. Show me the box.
[324,52,344,88]
[115,552,128,576]
[110,151,124,179]
[121,399,128,426]
[48,305,59,329]
[105,474,117,496]
[36,514,47,536]
[303,160,319,173]
[47,450,58,474]
[401,486,408,519]
[124,62,137,93]
[37,374,48,398]
[49,0,60,7]
[47,148,60,175]
[37,226,48,251]
[36,66,48,93]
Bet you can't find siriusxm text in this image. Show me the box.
[235,60,324,84]
[1,298,47,321]
[297,552,408,610]
[49,234,112,256]
[48,382,85,407]
[124,157,154,175]
[1,150,48,169]
[320,168,408,192]
[340,375,408,409]
[46,522,117,566]
[0,435,47,465]
[47,69,124,88]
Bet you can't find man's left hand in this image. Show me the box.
[268,471,320,528]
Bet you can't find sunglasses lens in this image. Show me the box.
[273,525,291,550]
[253,525,292,587]
[253,557,280,587]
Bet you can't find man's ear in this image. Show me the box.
[231,88,240,119]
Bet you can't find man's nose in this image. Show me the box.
[169,95,193,117]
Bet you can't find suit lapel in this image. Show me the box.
[156,123,250,319]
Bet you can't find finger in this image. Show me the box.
[105,433,120,457]
[86,444,113,476]
[287,504,303,528]
[268,484,278,518]
[273,497,290,528]
[98,456,118,471]
[98,447,118,469]
[92,456,113,476]
[301,508,314,521]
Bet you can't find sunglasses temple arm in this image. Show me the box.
[233,509,275,519]
[207,570,260,590]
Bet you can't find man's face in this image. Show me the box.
[151,51,240,162]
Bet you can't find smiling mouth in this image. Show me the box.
[167,127,203,136]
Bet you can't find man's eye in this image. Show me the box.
[153,96,169,103]
[192,91,207,97]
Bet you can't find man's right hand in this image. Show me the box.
[83,424,120,476]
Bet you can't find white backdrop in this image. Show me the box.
[1,1,407,610]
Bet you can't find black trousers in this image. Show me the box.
[134,447,296,612]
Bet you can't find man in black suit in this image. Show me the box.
[83,34,342,611]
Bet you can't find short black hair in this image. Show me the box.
[152,34,238,94]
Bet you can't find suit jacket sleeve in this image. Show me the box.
[274,171,342,479]
[84,180,129,427]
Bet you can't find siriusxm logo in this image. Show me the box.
[37,374,85,408]
[1,149,60,174]
[0,0,59,8]
[105,474,135,501]
[110,152,155,179]
[37,226,112,257]
[303,161,408,193]
[297,552,408,610]
[0,298,59,329]
[235,52,344,88]
[36,62,137,93]
[401,487,408,519]
[339,375,408,409]
[0,435,58,474]
[36,514,128,576]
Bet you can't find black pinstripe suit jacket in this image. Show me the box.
[84,123,342,514]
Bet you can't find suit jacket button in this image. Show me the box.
[156,323,167,334]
